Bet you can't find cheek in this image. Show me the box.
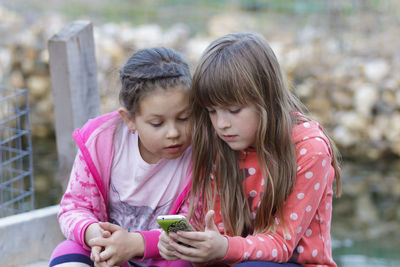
[182,124,192,140]
[139,130,161,146]
[209,116,218,130]
[250,120,260,139]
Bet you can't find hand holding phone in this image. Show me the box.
[157,215,194,234]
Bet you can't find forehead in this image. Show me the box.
[195,75,253,109]
[207,102,257,110]
[136,86,189,116]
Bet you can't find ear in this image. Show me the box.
[118,108,136,132]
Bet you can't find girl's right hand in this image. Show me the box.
[158,231,180,261]
[85,222,111,246]
[84,223,111,265]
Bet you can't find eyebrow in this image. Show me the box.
[146,107,190,118]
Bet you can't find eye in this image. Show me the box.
[150,122,163,127]
[177,116,189,122]
[229,108,241,114]
[206,108,216,114]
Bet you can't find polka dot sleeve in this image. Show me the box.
[220,136,335,266]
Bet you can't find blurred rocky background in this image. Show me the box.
[0,0,399,265]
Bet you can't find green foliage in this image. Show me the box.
[55,0,396,32]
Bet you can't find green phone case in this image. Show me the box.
[157,217,193,233]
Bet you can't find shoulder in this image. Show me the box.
[74,111,121,144]
[78,111,119,140]
[292,121,335,190]
[292,119,332,157]
[292,119,325,144]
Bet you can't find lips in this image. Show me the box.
[166,144,181,148]
[164,144,182,153]
[222,135,237,141]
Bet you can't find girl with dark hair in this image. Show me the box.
[50,47,193,267]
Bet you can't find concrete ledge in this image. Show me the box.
[0,205,64,266]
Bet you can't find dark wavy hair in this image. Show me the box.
[119,47,191,115]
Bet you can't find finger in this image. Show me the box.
[94,261,107,267]
[158,243,180,261]
[168,238,199,255]
[175,230,208,242]
[158,235,180,260]
[106,258,116,267]
[88,237,108,247]
[91,246,102,262]
[159,249,179,261]
[167,232,179,240]
[160,252,179,261]
[171,243,216,264]
[168,233,204,251]
[94,262,106,267]
[158,236,175,253]
[159,231,174,243]
[172,249,206,263]
[99,221,122,233]
[205,210,219,232]
[171,233,197,248]
[99,247,114,262]
[101,230,111,238]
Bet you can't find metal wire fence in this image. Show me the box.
[0,86,34,217]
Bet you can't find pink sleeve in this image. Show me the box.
[220,137,333,265]
[58,150,102,250]
[133,229,164,260]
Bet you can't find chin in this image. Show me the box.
[227,144,247,151]
[165,151,184,159]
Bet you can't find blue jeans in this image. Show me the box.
[233,262,302,267]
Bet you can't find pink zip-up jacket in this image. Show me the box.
[58,111,192,266]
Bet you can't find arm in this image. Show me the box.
[58,150,105,250]
[220,138,333,265]
[162,137,333,265]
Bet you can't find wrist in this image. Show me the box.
[217,235,229,260]
[84,222,99,246]
[129,232,145,258]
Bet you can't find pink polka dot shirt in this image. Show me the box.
[215,120,338,267]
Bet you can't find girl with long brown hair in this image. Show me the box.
[158,32,341,267]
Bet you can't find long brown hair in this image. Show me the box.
[188,32,341,236]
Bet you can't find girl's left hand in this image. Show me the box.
[167,210,228,263]
[158,231,180,261]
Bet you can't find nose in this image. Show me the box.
[216,113,231,129]
[166,123,180,139]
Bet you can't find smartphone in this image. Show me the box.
[157,214,194,234]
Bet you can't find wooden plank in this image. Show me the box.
[48,20,100,188]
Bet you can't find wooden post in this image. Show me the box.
[48,20,100,189]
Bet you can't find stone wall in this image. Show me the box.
[1,5,399,161]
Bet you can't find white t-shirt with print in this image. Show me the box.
[108,122,191,232]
